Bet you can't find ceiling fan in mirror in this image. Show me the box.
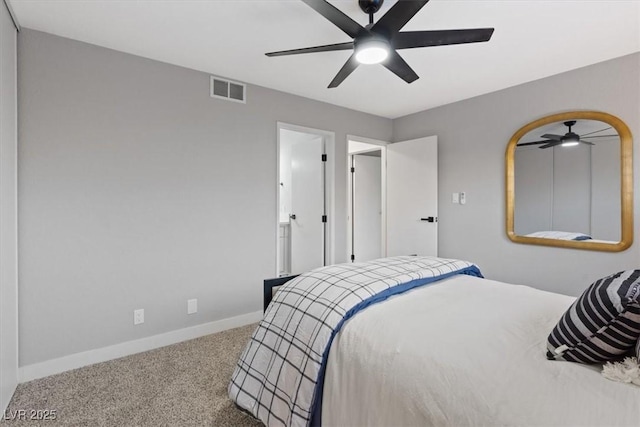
[517,121,618,149]
[266,0,494,88]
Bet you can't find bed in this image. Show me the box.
[229,256,640,427]
[525,231,592,241]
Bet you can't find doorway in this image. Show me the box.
[347,135,439,262]
[347,137,387,263]
[277,123,335,276]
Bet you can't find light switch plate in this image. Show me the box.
[460,192,466,205]
[452,192,459,204]
[187,299,198,315]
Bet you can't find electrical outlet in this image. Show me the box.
[460,192,466,205]
[187,299,198,315]
[134,309,144,325]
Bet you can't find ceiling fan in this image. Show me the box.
[266,0,495,88]
[517,121,618,149]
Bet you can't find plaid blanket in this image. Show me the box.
[229,256,482,427]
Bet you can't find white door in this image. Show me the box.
[290,137,325,273]
[352,154,382,262]
[387,136,438,256]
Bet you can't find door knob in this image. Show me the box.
[289,214,296,220]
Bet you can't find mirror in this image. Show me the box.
[506,111,633,251]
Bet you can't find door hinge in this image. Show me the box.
[350,167,355,173]
[321,154,327,162]
[322,215,327,223]
[350,254,355,262]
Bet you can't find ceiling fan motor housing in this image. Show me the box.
[562,121,579,143]
[354,33,389,49]
[562,132,580,143]
[359,0,384,15]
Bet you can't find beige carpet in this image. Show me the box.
[2,324,263,427]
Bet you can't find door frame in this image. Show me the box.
[347,135,388,260]
[276,122,336,276]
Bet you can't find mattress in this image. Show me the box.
[230,256,480,426]
[321,275,640,426]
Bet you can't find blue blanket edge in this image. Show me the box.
[309,265,483,427]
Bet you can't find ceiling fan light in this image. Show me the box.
[561,141,580,147]
[355,39,389,64]
[561,133,580,147]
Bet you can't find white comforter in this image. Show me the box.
[322,275,640,426]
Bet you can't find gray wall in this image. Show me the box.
[552,144,592,234]
[592,139,621,241]
[514,146,553,234]
[18,29,392,366]
[393,52,640,297]
[0,0,18,411]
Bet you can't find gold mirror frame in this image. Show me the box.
[506,111,633,251]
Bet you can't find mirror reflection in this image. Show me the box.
[506,110,633,252]
[514,119,620,242]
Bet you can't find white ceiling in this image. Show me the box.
[9,0,640,119]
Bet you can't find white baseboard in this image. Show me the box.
[1,380,17,416]
[19,310,263,383]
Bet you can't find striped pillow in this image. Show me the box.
[547,270,640,363]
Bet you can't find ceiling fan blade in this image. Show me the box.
[517,140,551,147]
[540,134,563,141]
[580,134,618,139]
[372,0,430,35]
[383,50,419,84]
[328,54,359,88]
[539,141,562,149]
[393,28,494,49]
[579,140,595,146]
[581,126,612,137]
[301,0,365,39]
[266,42,354,57]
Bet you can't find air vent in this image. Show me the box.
[210,76,246,103]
